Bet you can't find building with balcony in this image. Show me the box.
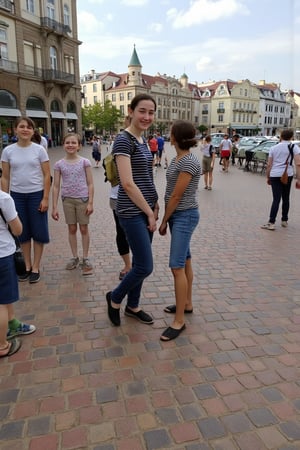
[0,0,81,148]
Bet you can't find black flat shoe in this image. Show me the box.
[124,306,154,324]
[164,304,193,314]
[160,324,186,341]
[106,292,120,326]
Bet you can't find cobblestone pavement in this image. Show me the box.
[1,143,300,450]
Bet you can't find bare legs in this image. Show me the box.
[68,223,90,259]
[171,258,193,329]
[21,240,44,273]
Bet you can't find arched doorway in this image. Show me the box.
[26,96,48,135]
[0,90,21,148]
[66,100,78,132]
[50,99,65,146]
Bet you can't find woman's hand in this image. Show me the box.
[159,221,167,236]
[147,213,157,232]
[39,198,49,212]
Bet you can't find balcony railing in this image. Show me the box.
[217,108,225,113]
[42,68,74,84]
[41,17,71,35]
[0,58,18,72]
[0,0,14,13]
[202,110,208,115]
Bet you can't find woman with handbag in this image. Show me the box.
[0,189,36,357]
[261,129,300,230]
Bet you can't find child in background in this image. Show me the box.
[52,133,94,275]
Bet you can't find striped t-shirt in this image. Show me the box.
[112,133,158,218]
[165,153,201,211]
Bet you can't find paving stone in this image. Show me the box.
[96,386,119,403]
[193,383,217,399]
[261,387,284,402]
[27,416,51,437]
[124,381,146,396]
[221,412,253,433]
[143,429,171,449]
[279,421,300,440]
[197,417,226,439]
[155,407,180,425]
[0,420,25,440]
[247,407,278,427]
[0,389,19,404]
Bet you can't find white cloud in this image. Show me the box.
[121,0,149,5]
[148,22,163,33]
[167,0,250,28]
[77,11,105,35]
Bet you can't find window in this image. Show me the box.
[120,105,124,115]
[119,93,124,101]
[0,28,8,60]
[127,92,132,100]
[47,0,55,20]
[26,0,34,13]
[112,94,116,102]
[93,96,97,104]
[63,4,70,26]
[93,84,97,92]
[218,115,223,122]
[50,46,57,70]
[245,89,247,96]
[82,85,86,93]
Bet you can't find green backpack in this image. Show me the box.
[102,131,138,187]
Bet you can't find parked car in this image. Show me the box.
[211,135,224,156]
[250,138,279,154]
[238,137,267,154]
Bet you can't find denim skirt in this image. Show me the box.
[0,254,19,304]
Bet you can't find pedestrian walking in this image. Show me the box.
[261,129,300,230]
[106,93,159,327]
[52,132,94,275]
[201,135,215,190]
[219,134,232,172]
[159,120,201,341]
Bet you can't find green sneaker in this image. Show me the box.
[7,323,36,340]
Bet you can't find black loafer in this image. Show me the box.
[106,292,120,326]
[124,306,154,324]
[164,304,193,314]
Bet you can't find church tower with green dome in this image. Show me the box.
[127,45,142,87]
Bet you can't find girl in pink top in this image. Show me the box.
[52,133,94,275]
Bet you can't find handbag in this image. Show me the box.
[0,209,27,276]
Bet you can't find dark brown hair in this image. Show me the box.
[280,129,293,140]
[171,120,197,150]
[129,93,157,111]
[15,116,35,129]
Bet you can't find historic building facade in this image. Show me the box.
[0,0,81,148]
[81,46,296,137]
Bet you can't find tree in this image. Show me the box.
[198,124,208,135]
[82,100,122,135]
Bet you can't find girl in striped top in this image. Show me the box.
[159,120,201,341]
[106,94,159,327]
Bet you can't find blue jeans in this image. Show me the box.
[111,213,153,308]
[168,208,200,268]
[269,176,293,223]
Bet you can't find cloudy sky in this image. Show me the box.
[77,0,300,92]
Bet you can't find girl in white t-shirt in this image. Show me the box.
[0,190,36,357]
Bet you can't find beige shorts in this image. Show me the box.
[202,155,213,173]
[62,197,90,225]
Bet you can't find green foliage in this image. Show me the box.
[82,100,122,134]
[198,124,208,134]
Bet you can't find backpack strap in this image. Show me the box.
[288,143,294,166]
[120,130,143,155]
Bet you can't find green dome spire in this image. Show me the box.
[129,44,142,67]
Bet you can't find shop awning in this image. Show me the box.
[51,112,65,119]
[26,110,48,118]
[0,108,21,117]
[65,113,78,120]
